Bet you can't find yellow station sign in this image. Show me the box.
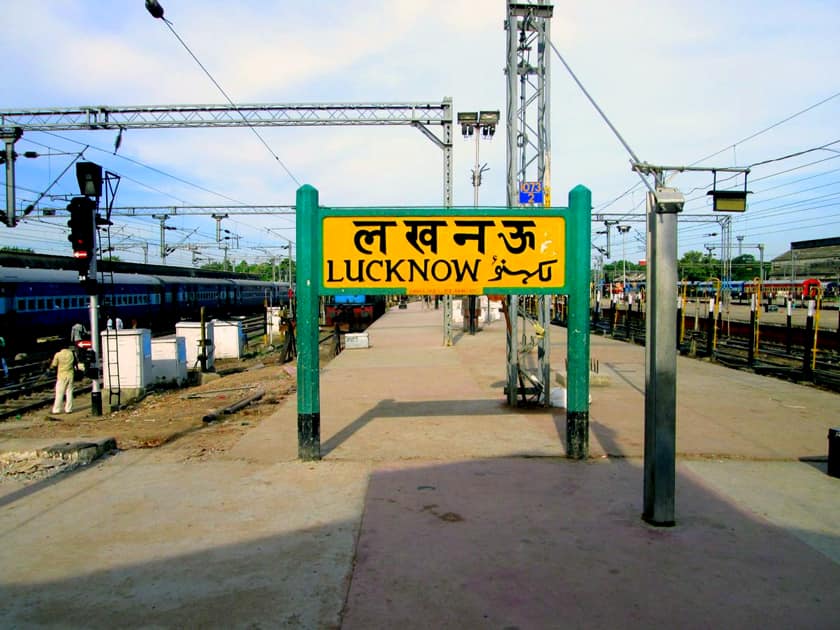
[322,215,565,294]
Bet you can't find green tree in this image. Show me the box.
[731,254,757,281]
[200,261,226,272]
[678,250,720,281]
[602,260,644,282]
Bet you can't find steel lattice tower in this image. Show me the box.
[505,1,554,406]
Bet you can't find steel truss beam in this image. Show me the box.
[1,103,453,220]
[38,204,295,218]
[2,100,455,299]
[0,102,451,131]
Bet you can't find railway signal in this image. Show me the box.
[67,196,96,265]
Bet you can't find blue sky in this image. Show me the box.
[1,1,838,268]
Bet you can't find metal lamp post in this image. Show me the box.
[458,109,499,335]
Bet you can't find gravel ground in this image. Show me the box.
[0,340,346,482]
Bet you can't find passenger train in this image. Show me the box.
[602,278,834,301]
[681,278,828,301]
[0,266,289,357]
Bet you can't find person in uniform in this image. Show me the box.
[70,322,87,343]
[50,345,77,414]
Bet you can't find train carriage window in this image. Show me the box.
[37,298,44,310]
[46,298,54,309]
[17,298,26,312]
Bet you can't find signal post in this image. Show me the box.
[69,162,106,416]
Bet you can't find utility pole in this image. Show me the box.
[1,127,21,227]
[637,170,683,527]
[152,214,175,264]
[212,213,229,242]
[617,225,631,291]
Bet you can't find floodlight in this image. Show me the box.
[653,187,685,213]
[509,3,554,18]
[479,110,500,125]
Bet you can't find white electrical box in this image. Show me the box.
[101,328,153,390]
[212,320,245,359]
[151,336,188,386]
[175,321,215,370]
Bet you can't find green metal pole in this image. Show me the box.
[566,185,592,459]
[296,185,321,460]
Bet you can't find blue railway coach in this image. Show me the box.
[0,266,288,357]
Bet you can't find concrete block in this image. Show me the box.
[345,332,370,349]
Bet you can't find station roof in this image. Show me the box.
[771,240,840,263]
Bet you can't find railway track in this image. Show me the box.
[0,363,85,420]
[584,307,840,393]
[0,311,328,421]
[1,314,272,422]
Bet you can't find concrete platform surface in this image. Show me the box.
[1,301,839,628]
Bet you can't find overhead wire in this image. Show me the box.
[675,153,840,238]
[151,11,301,188]
[686,90,840,167]
[14,131,296,262]
[31,133,246,206]
[593,88,840,226]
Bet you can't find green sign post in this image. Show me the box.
[295,184,591,460]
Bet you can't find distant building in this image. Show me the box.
[769,236,840,281]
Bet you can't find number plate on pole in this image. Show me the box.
[519,181,544,204]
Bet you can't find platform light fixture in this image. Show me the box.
[480,111,498,138]
[653,186,685,213]
[508,3,554,18]
[457,112,478,137]
[458,107,501,335]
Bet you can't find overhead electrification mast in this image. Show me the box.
[505,1,554,406]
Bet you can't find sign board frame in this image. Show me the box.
[294,184,592,461]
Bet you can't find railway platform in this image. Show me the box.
[1,300,839,627]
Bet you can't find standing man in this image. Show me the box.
[50,345,77,414]
[70,322,87,343]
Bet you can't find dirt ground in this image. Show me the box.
[0,343,336,454]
